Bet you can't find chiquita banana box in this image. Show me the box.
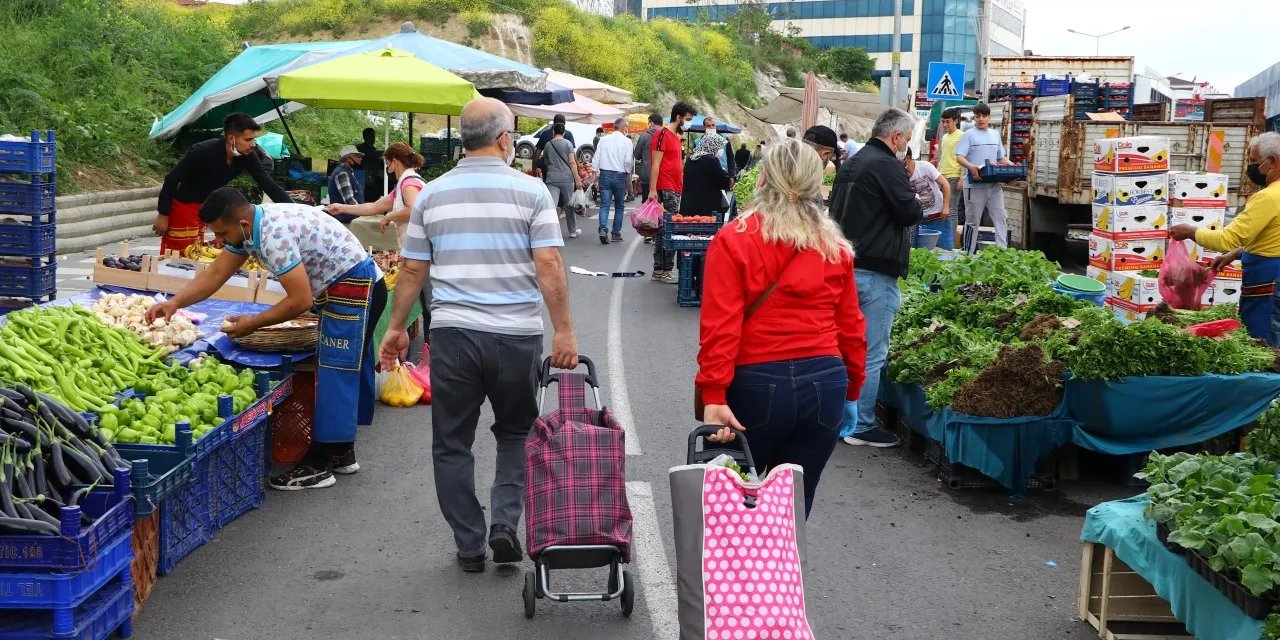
[1170,207,1226,232]
[1086,266,1113,297]
[1089,233,1168,271]
[1094,136,1171,174]
[1092,172,1168,206]
[1110,271,1163,306]
[1169,171,1229,208]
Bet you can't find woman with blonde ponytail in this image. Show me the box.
[695,139,868,518]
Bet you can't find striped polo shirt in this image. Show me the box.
[401,156,563,335]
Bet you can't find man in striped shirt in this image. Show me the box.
[379,97,578,574]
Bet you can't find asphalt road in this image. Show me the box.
[129,211,1136,640]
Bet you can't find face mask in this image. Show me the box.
[894,137,908,161]
[229,140,243,157]
[504,139,516,166]
[1247,160,1271,187]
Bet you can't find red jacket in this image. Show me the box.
[696,216,868,405]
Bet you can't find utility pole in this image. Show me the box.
[975,0,988,98]
[890,0,902,109]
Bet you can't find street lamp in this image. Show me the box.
[1067,26,1131,56]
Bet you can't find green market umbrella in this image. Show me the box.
[275,47,479,115]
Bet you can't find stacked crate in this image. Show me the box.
[1102,82,1136,119]
[663,212,722,307]
[1086,136,1172,322]
[1072,80,1101,119]
[1169,171,1239,308]
[0,130,57,314]
[987,82,1034,165]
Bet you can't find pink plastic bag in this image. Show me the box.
[1158,240,1215,310]
[403,347,431,405]
[631,198,663,238]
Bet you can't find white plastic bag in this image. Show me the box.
[569,189,590,210]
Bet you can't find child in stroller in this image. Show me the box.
[576,161,597,216]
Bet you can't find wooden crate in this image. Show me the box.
[1078,542,1192,640]
[149,250,258,302]
[1002,183,1029,248]
[92,241,151,290]
[255,271,286,305]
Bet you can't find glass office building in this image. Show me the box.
[637,0,1024,90]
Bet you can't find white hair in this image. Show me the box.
[871,108,916,140]
[1251,132,1280,162]
[460,105,510,152]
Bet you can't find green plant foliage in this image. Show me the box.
[818,47,876,85]
[1247,399,1280,463]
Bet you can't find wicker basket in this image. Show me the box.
[232,314,319,352]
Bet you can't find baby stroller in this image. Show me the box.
[523,355,635,618]
[577,163,599,212]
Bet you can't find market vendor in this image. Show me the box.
[1171,132,1280,345]
[154,113,293,255]
[146,187,387,491]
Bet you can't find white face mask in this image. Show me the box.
[894,136,908,161]
[230,142,243,157]
[504,138,516,166]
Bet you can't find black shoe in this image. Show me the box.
[599,229,610,244]
[643,237,652,244]
[488,524,523,564]
[269,464,336,490]
[611,232,623,243]
[842,427,902,448]
[332,448,360,475]
[457,553,486,573]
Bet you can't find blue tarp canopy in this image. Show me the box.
[152,22,553,140]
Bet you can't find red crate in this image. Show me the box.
[271,370,315,465]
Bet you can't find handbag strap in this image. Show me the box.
[744,249,799,322]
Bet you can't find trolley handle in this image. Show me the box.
[539,355,598,388]
[687,425,757,477]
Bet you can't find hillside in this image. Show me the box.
[0,0,875,194]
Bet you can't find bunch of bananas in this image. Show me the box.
[182,243,265,272]
[385,266,399,290]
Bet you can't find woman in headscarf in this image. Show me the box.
[680,133,733,218]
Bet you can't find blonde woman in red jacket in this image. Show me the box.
[696,138,868,518]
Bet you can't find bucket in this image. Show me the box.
[1053,282,1106,306]
[914,228,942,249]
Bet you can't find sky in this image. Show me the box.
[1020,0,1280,93]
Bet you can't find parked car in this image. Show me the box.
[517,122,600,164]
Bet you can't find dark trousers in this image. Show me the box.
[654,190,680,272]
[429,327,543,556]
[725,356,848,518]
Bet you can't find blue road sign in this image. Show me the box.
[926,62,965,100]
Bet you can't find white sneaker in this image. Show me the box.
[569,229,582,238]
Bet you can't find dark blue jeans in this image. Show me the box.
[598,170,628,234]
[725,356,848,518]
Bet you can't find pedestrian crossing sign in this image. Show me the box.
[926,62,965,100]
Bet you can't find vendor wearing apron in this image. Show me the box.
[154,113,293,255]
[146,187,388,490]
[1172,132,1280,345]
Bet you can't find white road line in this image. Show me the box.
[608,236,645,456]
[626,481,679,640]
[56,267,94,276]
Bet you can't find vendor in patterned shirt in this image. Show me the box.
[146,187,388,491]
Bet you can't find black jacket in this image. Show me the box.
[734,148,751,173]
[679,156,731,216]
[828,138,923,278]
[158,138,293,214]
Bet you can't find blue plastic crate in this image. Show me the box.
[0,259,55,298]
[665,236,713,253]
[0,221,55,257]
[677,253,703,308]
[1036,77,1071,96]
[0,131,56,176]
[0,471,132,572]
[112,426,198,518]
[113,395,234,465]
[979,164,1027,183]
[210,394,270,529]
[0,577,132,640]
[0,534,131,610]
[156,455,212,577]
[0,176,55,217]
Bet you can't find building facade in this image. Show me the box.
[1235,62,1280,131]
[635,0,1025,90]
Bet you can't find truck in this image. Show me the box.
[1011,94,1267,259]
[985,56,1135,94]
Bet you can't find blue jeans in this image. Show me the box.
[598,170,628,234]
[839,269,902,437]
[919,217,955,251]
[725,356,847,518]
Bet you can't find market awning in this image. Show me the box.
[149,40,370,139]
[544,69,634,104]
[748,87,885,125]
[507,92,626,125]
[276,48,480,115]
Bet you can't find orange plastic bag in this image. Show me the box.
[1158,240,1215,310]
[379,362,424,407]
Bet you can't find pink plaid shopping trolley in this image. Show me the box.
[523,355,635,619]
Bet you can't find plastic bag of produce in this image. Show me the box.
[1158,240,1214,310]
[631,198,663,238]
[404,349,432,405]
[379,363,423,407]
[569,189,591,210]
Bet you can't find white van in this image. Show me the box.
[516,122,601,164]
